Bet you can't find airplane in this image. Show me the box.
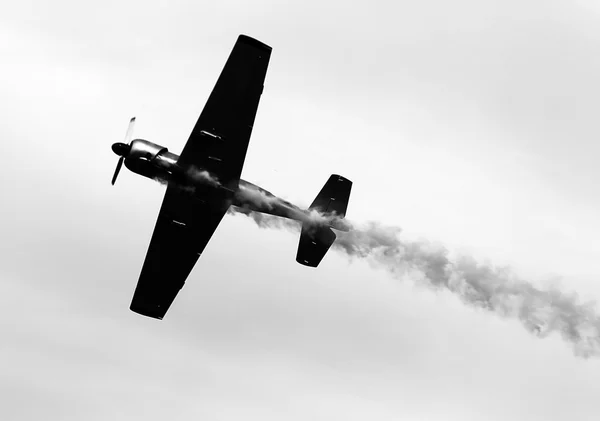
[111,35,352,320]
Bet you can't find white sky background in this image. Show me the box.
[1,0,600,419]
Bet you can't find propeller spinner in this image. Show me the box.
[111,117,136,185]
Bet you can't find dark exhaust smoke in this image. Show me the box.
[231,208,600,358]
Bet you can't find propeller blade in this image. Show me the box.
[123,117,136,144]
[112,117,135,185]
[111,157,124,185]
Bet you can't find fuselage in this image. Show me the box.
[116,139,345,229]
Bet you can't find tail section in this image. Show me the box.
[296,224,337,267]
[296,174,352,267]
[309,174,352,220]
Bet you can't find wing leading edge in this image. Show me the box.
[178,35,272,189]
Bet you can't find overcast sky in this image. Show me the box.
[2,0,600,420]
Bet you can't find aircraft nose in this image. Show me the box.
[112,142,131,157]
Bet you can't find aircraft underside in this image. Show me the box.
[111,35,352,319]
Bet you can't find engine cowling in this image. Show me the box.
[124,139,178,180]
[127,139,167,161]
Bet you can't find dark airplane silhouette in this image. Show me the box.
[111,35,352,320]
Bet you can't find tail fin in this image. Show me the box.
[296,174,352,267]
[309,174,352,219]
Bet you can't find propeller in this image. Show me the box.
[111,117,136,185]
[111,156,124,185]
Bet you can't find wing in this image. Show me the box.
[178,35,272,189]
[129,186,229,319]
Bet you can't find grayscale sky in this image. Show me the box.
[2,0,600,420]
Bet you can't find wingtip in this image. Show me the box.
[130,301,165,320]
[238,34,272,52]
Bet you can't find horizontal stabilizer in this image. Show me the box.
[296,225,337,267]
[309,174,352,218]
[296,174,352,267]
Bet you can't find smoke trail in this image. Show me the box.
[234,183,289,211]
[161,167,600,357]
[232,210,600,358]
[154,167,222,192]
[232,183,352,231]
[228,205,301,231]
[186,166,221,188]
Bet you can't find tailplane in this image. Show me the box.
[296,175,352,267]
[308,174,352,221]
